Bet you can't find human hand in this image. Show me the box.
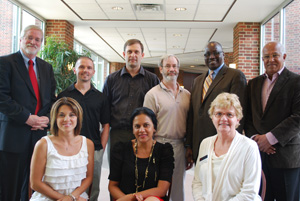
[134,193,144,201]
[77,197,87,201]
[26,115,49,130]
[185,147,194,170]
[57,195,73,201]
[116,193,136,201]
[253,135,276,154]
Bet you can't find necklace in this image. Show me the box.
[134,139,155,193]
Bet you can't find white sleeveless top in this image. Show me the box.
[30,136,89,201]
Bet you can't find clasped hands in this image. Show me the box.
[26,115,49,130]
[252,134,276,155]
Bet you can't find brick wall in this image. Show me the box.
[233,22,260,80]
[0,0,13,56]
[110,62,125,73]
[264,13,280,43]
[45,20,74,49]
[285,0,300,74]
[224,52,234,66]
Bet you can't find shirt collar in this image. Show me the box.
[263,66,285,80]
[20,49,36,66]
[160,81,182,92]
[120,66,145,76]
[208,63,224,77]
[69,82,96,92]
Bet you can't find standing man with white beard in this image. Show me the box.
[144,54,190,201]
[0,25,56,201]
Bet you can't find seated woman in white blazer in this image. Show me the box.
[192,93,262,201]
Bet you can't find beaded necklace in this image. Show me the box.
[134,139,155,193]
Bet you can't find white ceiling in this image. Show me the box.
[16,0,287,73]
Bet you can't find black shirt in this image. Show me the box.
[109,141,174,195]
[58,83,110,150]
[103,66,159,130]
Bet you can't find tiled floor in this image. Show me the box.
[98,150,194,200]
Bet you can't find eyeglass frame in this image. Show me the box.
[204,51,223,58]
[213,112,236,119]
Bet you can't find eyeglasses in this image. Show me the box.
[204,51,222,58]
[25,36,42,43]
[263,54,280,60]
[214,112,235,118]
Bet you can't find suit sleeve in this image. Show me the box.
[271,77,300,146]
[244,79,259,137]
[229,70,247,133]
[0,56,30,123]
[185,79,196,148]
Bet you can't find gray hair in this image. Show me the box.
[20,25,44,42]
[158,54,180,67]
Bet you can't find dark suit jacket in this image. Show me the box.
[185,65,247,161]
[0,51,56,153]
[245,68,300,168]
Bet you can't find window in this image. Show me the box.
[22,10,43,32]
[261,0,299,74]
[284,0,300,74]
[0,0,44,56]
[263,13,280,44]
[0,0,19,55]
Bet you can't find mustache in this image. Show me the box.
[26,44,38,49]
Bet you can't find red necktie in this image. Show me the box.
[28,60,41,114]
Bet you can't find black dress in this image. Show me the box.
[109,141,174,196]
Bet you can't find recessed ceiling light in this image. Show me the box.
[112,6,123,10]
[175,7,187,11]
[190,65,195,68]
[173,34,182,37]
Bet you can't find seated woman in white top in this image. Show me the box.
[30,97,94,201]
[192,93,262,201]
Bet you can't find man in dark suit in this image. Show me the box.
[185,41,247,168]
[245,41,300,201]
[0,25,56,201]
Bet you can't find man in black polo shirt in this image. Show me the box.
[58,56,110,201]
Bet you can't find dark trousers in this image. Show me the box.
[0,138,35,201]
[263,162,300,201]
[0,150,31,201]
[107,128,134,164]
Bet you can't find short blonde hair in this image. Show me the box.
[208,93,243,127]
[50,97,83,136]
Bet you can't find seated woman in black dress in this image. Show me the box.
[109,107,174,201]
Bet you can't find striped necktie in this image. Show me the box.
[202,71,213,102]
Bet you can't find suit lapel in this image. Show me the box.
[254,75,265,116]
[14,51,36,97]
[203,65,227,102]
[264,68,289,114]
[35,57,45,106]
[195,72,207,104]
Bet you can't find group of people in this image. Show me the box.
[0,24,299,201]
